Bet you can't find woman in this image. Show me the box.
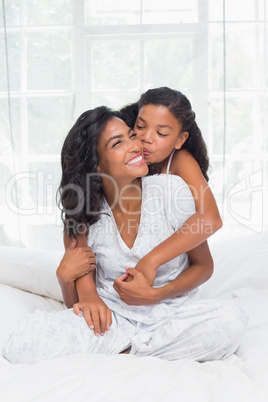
[4,107,247,364]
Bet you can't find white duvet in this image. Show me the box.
[0,232,267,402]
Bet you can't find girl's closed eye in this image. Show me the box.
[130,133,137,139]
[157,132,168,137]
[135,125,145,130]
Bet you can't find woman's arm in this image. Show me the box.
[113,241,213,305]
[135,149,222,280]
[56,234,96,307]
[74,273,112,336]
[57,237,78,307]
[57,233,112,335]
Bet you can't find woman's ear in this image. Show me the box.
[97,165,102,173]
[175,131,189,150]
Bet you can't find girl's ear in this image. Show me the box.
[97,165,102,173]
[175,131,189,150]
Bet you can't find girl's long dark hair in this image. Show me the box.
[119,87,209,181]
[57,106,117,237]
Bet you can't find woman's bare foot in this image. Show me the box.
[120,347,131,354]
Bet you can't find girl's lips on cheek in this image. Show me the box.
[143,149,151,156]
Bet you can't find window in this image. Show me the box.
[1,0,267,248]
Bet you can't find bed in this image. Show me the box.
[0,232,267,401]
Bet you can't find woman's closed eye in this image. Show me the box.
[135,125,145,130]
[112,132,136,147]
[112,140,121,147]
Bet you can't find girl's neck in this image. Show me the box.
[103,177,142,213]
[160,149,177,174]
[159,156,170,174]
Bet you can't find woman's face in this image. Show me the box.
[134,105,188,165]
[97,117,148,182]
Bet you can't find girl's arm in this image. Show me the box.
[154,241,213,301]
[113,241,213,305]
[172,149,222,235]
[135,149,222,280]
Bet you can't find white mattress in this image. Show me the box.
[0,232,268,401]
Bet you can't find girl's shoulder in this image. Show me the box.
[170,149,199,175]
[170,149,207,186]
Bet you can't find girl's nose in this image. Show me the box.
[141,129,153,143]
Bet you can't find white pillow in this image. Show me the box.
[1,231,267,303]
[200,231,268,299]
[0,246,64,302]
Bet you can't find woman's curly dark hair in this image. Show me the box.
[57,106,118,238]
[119,87,209,181]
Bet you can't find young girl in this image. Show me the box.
[119,87,222,280]
[4,107,247,364]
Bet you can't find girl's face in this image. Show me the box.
[97,117,148,182]
[134,105,188,165]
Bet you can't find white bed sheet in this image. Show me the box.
[0,232,268,401]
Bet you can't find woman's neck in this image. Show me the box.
[103,177,142,213]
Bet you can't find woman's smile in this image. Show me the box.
[125,154,146,166]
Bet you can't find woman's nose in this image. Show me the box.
[128,137,142,153]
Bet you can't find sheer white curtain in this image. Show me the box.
[1,0,267,250]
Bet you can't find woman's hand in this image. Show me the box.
[73,294,112,336]
[113,268,159,306]
[56,238,96,284]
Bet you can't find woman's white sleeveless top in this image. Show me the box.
[88,168,197,324]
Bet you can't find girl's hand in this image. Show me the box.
[134,257,157,286]
[56,238,96,284]
[113,268,159,306]
[73,294,112,336]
